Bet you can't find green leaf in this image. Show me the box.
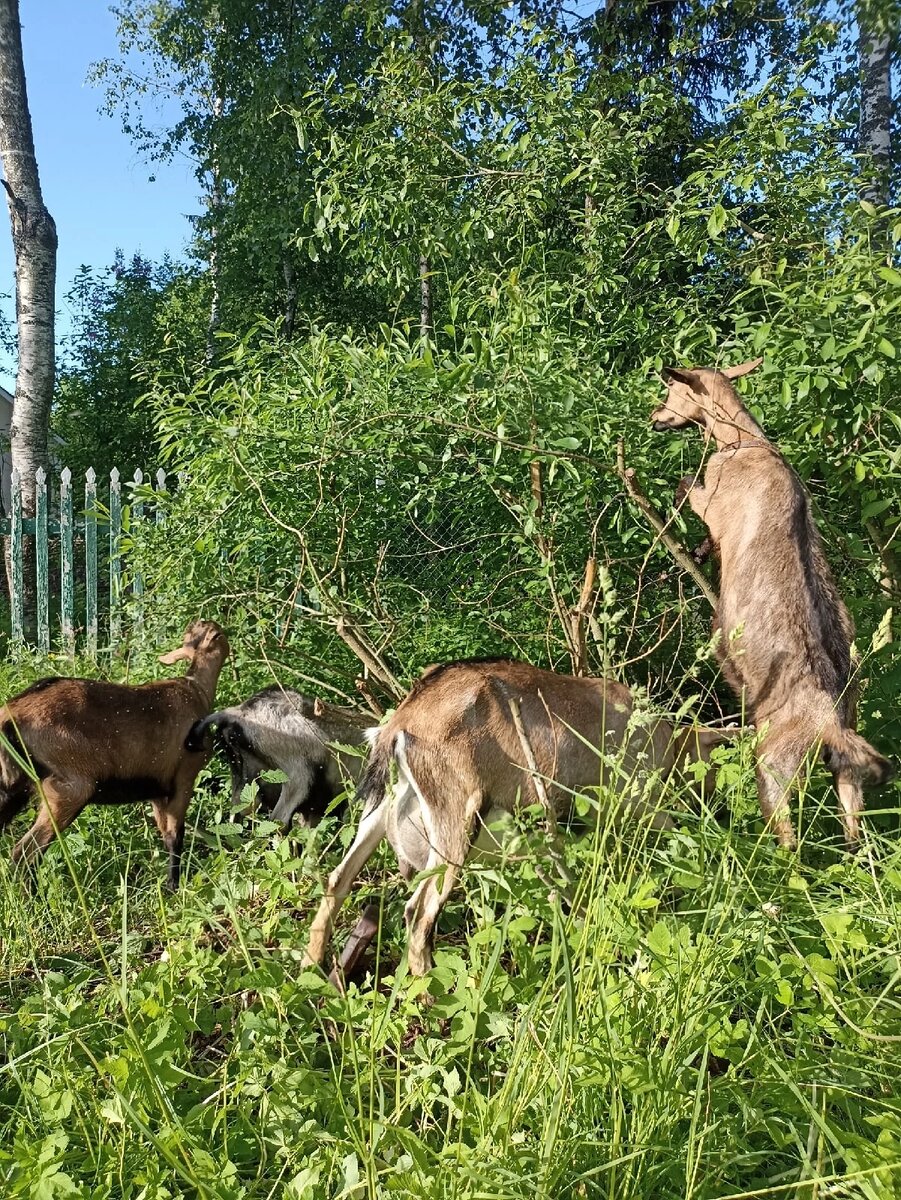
[774,978,793,1006]
[878,266,901,287]
[707,203,727,239]
[878,337,895,358]
[646,921,671,959]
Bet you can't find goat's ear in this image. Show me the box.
[159,646,192,665]
[662,366,707,393]
[313,697,325,717]
[721,357,763,380]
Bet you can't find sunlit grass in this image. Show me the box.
[0,648,900,1198]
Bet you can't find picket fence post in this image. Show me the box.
[132,468,144,634]
[109,468,122,648]
[60,468,75,654]
[35,467,49,653]
[10,467,22,644]
[85,468,98,657]
[4,464,172,656]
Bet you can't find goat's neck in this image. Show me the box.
[186,660,223,707]
[703,383,766,450]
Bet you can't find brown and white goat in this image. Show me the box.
[304,659,731,977]
[651,358,893,847]
[0,619,229,888]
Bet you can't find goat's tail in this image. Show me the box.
[185,711,225,753]
[357,732,396,819]
[823,721,894,786]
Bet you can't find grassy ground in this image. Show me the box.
[1,658,900,1198]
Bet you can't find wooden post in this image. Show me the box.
[35,465,48,653]
[132,467,144,633]
[155,468,166,526]
[60,466,74,655]
[85,467,97,657]
[109,467,122,651]
[10,466,22,644]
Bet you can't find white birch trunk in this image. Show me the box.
[206,91,224,362]
[0,0,56,520]
[858,2,892,208]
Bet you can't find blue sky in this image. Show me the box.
[0,1,201,386]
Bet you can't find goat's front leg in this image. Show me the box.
[151,786,193,890]
[270,773,312,830]
[755,734,803,850]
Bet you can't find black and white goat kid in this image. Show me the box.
[187,687,372,827]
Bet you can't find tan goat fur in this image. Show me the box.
[304,659,731,977]
[0,619,229,887]
[650,359,893,847]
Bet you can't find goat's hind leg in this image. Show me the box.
[404,789,481,978]
[12,777,90,873]
[303,801,387,968]
[755,734,805,849]
[834,768,864,848]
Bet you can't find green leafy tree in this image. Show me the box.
[53,252,207,476]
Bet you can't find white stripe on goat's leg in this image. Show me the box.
[404,788,482,977]
[303,801,387,968]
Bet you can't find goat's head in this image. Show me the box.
[650,358,762,432]
[159,619,229,667]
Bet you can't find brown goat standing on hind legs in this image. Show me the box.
[0,619,229,888]
[650,358,894,848]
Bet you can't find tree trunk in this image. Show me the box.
[858,1,892,208]
[0,0,56,628]
[0,0,56,518]
[283,255,297,339]
[419,254,431,342]
[206,91,224,361]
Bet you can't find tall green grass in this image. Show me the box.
[0,658,900,1199]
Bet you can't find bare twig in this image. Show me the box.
[616,441,718,610]
[504,691,573,894]
[336,616,404,702]
[354,675,386,718]
[569,556,597,677]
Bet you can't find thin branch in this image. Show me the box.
[616,441,718,610]
[504,690,574,895]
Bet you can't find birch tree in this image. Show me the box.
[0,0,56,521]
[858,0,893,208]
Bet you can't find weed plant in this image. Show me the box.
[0,651,900,1199]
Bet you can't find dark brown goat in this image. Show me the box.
[0,619,229,887]
[650,358,893,847]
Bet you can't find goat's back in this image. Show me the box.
[707,450,855,714]
[238,686,370,741]
[378,660,676,813]
[3,676,209,782]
